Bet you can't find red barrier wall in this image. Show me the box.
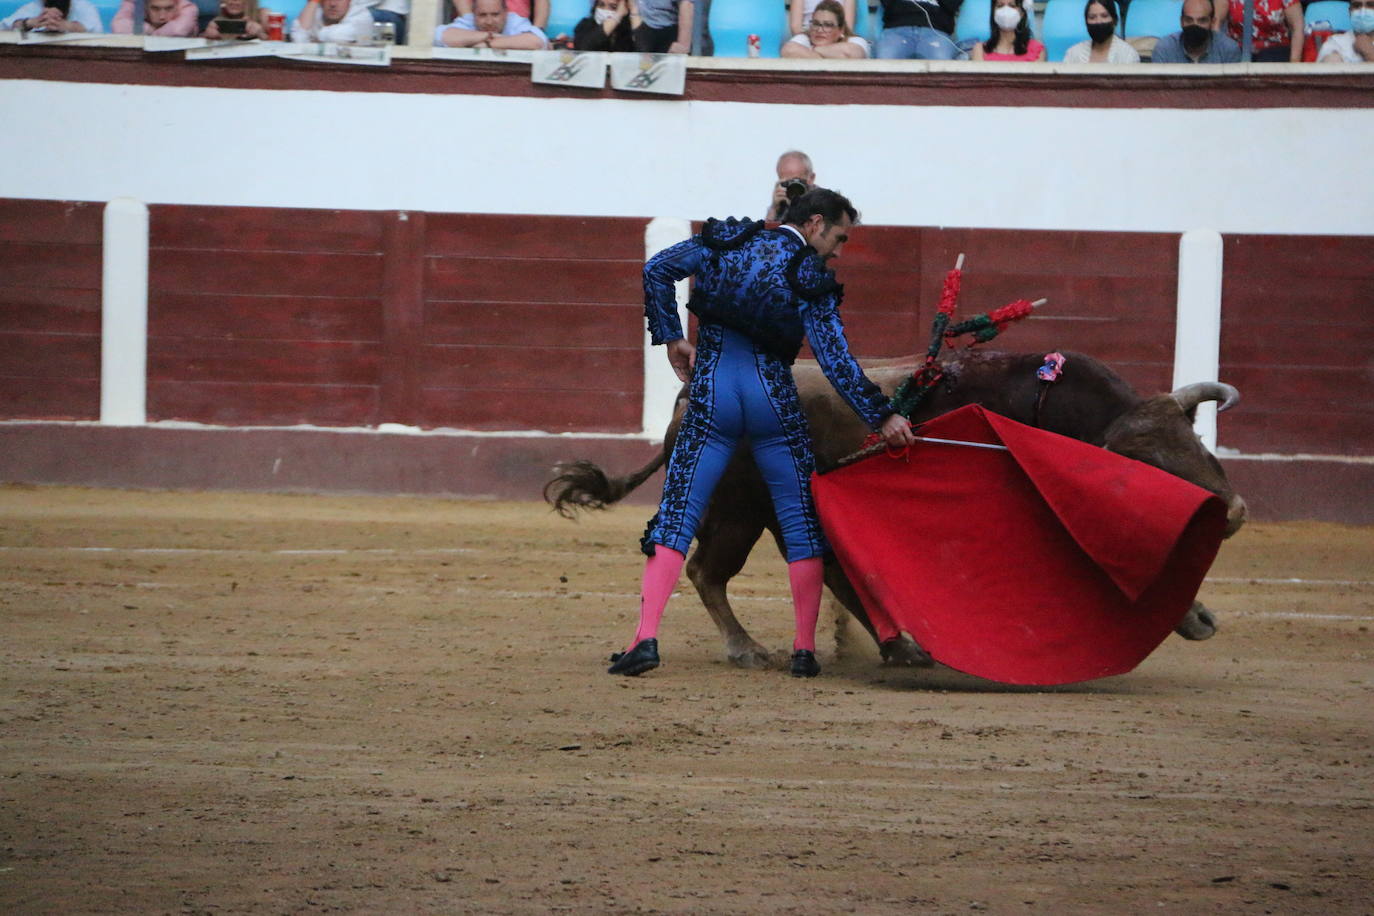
[1219,235,1372,456]
[3,198,1372,460]
[141,206,649,433]
[0,199,104,421]
[416,213,647,432]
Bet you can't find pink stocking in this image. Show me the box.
[788,557,824,652]
[631,546,686,647]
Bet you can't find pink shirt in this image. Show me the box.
[985,38,1044,60]
[112,0,199,35]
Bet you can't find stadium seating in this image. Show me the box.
[853,0,874,43]
[272,0,306,28]
[89,0,120,29]
[1042,0,1092,60]
[711,0,786,57]
[1122,0,1181,38]
[545,0,584,41]
[955,0,992,44]
[1304,0,1352,31]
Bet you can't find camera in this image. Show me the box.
[774,177,810,221]
[779,177,809,201]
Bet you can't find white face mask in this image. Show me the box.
[1352,7,1374,32]
[993,5,1021,29]
[593,7,617,24]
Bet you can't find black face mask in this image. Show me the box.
[1087,20,1115,42]
[1181,24,1210,47]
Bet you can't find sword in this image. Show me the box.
[830,434,1009,470]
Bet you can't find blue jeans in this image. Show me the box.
[875,25,962,59]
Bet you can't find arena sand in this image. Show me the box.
[1,486,1371,914]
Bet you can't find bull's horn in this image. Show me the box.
[1171,381,1241,413]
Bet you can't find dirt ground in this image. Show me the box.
[1,485,1371,915]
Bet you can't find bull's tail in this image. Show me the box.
[544,449,667,519]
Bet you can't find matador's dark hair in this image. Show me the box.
[784,187,859,229]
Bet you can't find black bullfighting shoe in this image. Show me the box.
[790,649,821,678]
[607,638,659,676]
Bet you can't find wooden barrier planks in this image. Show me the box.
[1220,234,1373,456]
[0,199,103,420]
[146,205,388,427]
[2,197,1369,459]
[419,213,648,433]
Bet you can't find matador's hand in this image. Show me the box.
[880,413,917,448]
[666,338,695,383]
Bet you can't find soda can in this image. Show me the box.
[266,11,285,40]
[746,33,760,57]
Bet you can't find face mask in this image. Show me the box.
[593,7,617,23]
[1181,23,1210,46]
[1351,8,1374,33]
[993,6,1021,29]
[1087,20,1115,42]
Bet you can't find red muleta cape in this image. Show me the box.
[811,404,1228,685]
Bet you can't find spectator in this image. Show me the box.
[1318,0,1374,61]
[788,0,855,35]
[458,0,547,30]
[291,0,374,41]
[970,0,1045,59]
[3,0,104,32]
[1063,0,1140,62]
[875,0,962,60]
[782,0,870,57]
[633,0,692,52]
[1222,0,1302,61]
[573,0,635,50]
[112,0,198,34]
[357,0,408,43]
[201,0,272,39]
[766,150,816,222]
[435,0,549,47]
[1151,0,1241,61]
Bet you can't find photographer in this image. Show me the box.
[766,150,816,222]
[3,0,103,32]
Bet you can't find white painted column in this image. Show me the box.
[1172,229,1224,453]
[641,217,692,437]
[406,0,440,47]
[101,197,149,426]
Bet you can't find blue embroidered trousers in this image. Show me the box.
[646,324,827,563]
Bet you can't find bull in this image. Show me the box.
[546,349,1246,669]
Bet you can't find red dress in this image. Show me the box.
[1226,0,1297,52]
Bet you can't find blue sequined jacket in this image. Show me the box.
[643,216,893,430]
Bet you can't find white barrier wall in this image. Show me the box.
[100,197,149,426]
[1,78,1372,235]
